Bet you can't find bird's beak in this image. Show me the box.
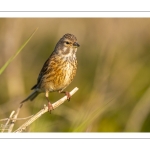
[73,42,80,47]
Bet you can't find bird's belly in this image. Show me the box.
[48,63,76,92]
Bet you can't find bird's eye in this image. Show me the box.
[65,41,70,44]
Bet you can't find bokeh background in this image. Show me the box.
[1,18,150,132]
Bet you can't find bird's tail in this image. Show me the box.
[21,90,39,104]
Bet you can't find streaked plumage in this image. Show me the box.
[21,33,80,111]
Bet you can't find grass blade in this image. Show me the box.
[0,28,38,75]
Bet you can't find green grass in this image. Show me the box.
[0,28,38,75]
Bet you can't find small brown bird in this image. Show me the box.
[21,33,80,111]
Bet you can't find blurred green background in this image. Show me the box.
[1,18,150,132]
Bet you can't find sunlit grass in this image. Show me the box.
[0,28,38,75]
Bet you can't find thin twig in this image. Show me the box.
[7,104,23,132]
[14,87,79,133]
[1,111,15,132]
[0,115,34,122]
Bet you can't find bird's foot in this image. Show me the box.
[47,101,54,113]
[65,91,71,101]
[59,91,71,101]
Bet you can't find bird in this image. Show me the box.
[21,33,80,112]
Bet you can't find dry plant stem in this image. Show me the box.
[0,115,34,122]
[1,111,15,132]
[8,104,23,132]
[14,87,79,133]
